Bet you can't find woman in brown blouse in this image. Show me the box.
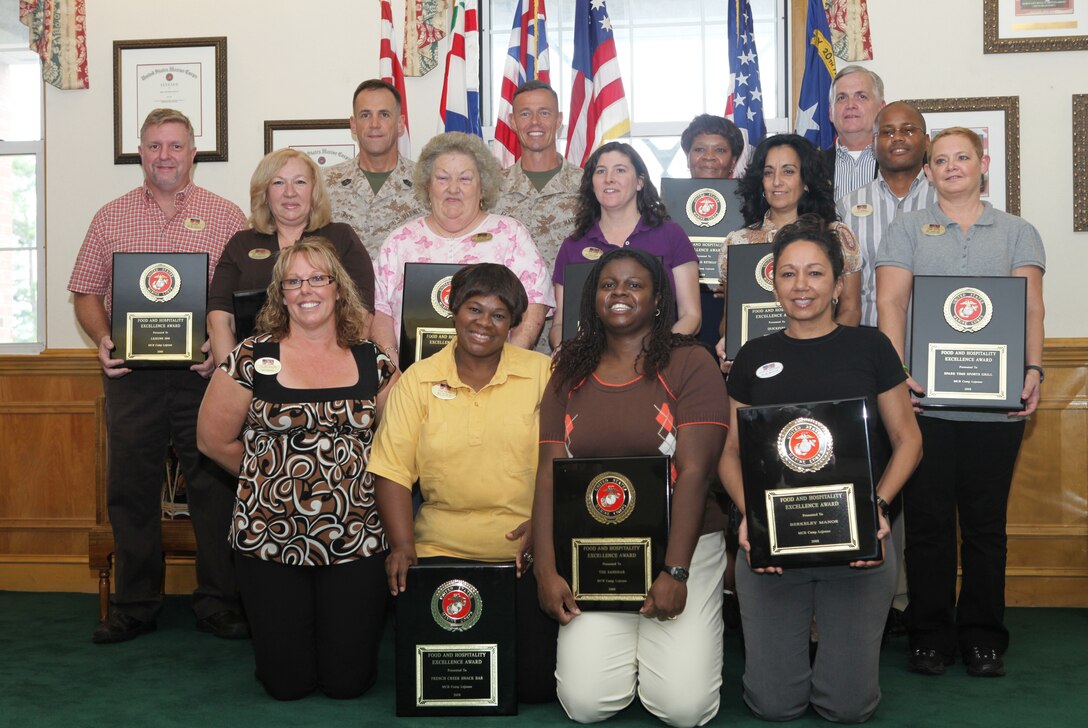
[198,237,394,700]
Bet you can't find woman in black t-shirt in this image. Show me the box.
[719,215,920,723]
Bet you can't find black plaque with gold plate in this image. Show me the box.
[111,253,208,368]
[560,261,595,346]
[553,455,671,611]
[399,262,465,372]
[909,275,1026,411]
[661,178,745,349]
[660,178,743,284]
[737,397,880,569]
[724,242,786,359]
[395,563,516,716]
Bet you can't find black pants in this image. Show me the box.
[903,417,1025,656]
[235,553,389,700]
[103,370,238,621]
[419,556,558,704]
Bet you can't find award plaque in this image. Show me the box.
[561,261,595,345]
[231,288,266,341]
[737,398,880,568]
[553,456,671,611]
[659,178,743,284]
[395,563,517,716]
[724,242,786,359]
[909,276,1026,411]
[111,253,208,368]
[399,262,465,372]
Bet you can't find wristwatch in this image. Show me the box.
[876,496,891,519]
[663,564,689,582]
[1025,364,1045,382]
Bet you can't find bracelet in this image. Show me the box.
[1025,364,1045,382]
[876,496,891,519]
[901,363,911,376]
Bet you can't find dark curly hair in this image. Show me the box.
[680,114,744,160]
[551,248,698,392]
[737,134,836,228]
[571,142,668,239]
[772,214,845,281]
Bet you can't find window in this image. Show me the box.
[482,0,788,183]
[0,12,44,351]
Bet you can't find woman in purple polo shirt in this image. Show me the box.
[548,142,701,349]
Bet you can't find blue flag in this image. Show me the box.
[795,0,836,150]
[727,0,766,146]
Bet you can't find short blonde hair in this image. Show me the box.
[248,148,332,234]
[140,108,195,145]
[255,237,371,347]
[414,132,504,210]
[929,126,984,160]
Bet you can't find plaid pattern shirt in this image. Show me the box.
[68,183,246,315]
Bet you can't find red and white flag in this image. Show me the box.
[380,0,411,157]
[492,0,551,167]
[564,0,630,167]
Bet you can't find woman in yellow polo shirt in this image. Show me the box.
[369,263,557,704]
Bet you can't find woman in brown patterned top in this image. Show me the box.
[198,237,394,701]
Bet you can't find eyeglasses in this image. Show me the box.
[281,274,335,290]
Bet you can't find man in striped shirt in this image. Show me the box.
[838,101,936,328]
[70,109,248,645]
[823,66,886,199]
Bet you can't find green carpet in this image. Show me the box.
[0,591,1084,726]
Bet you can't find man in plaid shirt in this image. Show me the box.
[69,109,248,644]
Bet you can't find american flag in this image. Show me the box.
[492,0,551,167]
[564,0,630,167]
[379,0,411,157]
[726,0,766,148]
[439,0,483,135]
[795,0,837,149]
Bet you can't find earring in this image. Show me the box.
[655,308,662,318]
[832,297,839,306]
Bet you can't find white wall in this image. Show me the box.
[43,0,1086,348]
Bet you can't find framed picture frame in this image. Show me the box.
[113,37,228,164]
[983,0,1088,53]
[263,119,356,168]
[902,96,1021,216]
[1074,95,1088,232]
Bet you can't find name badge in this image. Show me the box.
[921,223,946,236]
[248,248,272,260]
[471,232,493,243]
[183,217,206,231]
[756,361,784,379]
[851,203,873,217]
[432,383,457,400]
[254,357,281,375]
[582,247,603,261]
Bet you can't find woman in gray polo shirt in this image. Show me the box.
[875,127,1045,679]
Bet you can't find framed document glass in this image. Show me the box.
[113,37,227,164]
[560,261,595,347]
[724,242,786,359]
[111,253,208,368]
[737,397,881,569]
[399,263,465,372]
[394,563,516,716]
[263,119,356,168]
[553,455,671,611]
[909,275,1027,411]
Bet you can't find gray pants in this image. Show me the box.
[736,538,896,723]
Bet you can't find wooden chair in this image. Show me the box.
[87,397,197,622]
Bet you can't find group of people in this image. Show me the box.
[68,66,1044,726]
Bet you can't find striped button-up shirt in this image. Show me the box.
[837,170,937,327]
[68,183,246,315]
[832,142,878,199]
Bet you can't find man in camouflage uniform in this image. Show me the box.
[324,79,417,260]
[492,80,582,351]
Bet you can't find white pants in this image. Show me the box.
[556,532,727,727]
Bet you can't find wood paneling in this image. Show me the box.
[0,345,1085,605]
